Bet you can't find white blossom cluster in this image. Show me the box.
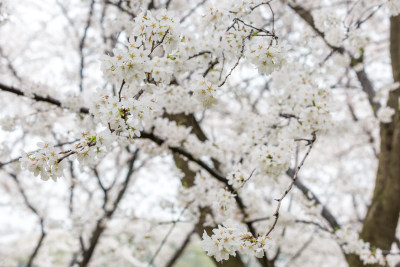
[192,76,218,107]
[377,106,395,123]
[152,117,192,147]
[101,10,180,85]
[245,40,288,75]
[157,84,200,114]
[69,131,114,166]
[22,81,51,98]
[270,64,333,135]
[61,92,86,112]
[179,172,237,223]
[20,131,113,180]
[0,115,17,132]
[19,142,68,181]
[202,220,268,262]
[313,9,345,47]
[227,166,248,189]
[252,139,294,178]
[388,0,400,16]
[212,188,237,217]
[346,29,369,55]
[90,91,154,139]
[183,135,224,161]
[335,228,386,266]
[9,1,345,265]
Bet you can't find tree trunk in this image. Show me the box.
[348,14,400,267]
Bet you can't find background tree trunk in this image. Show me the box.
[348,14,400,267]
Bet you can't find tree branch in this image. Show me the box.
[79,0,96,92]
[290,172,341,231]
[78,149,139,267]
[0,83,89,114]
[149,201,193,266]
[9,173,46,267]
[265,132,316,237]
[104,0,136,18]
[165,228,195,267]
[288,4,380,115]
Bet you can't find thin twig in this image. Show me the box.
[265,132,316,237]
[0,83,89,114]
[9,174,46,267]
[79,0,95,92]
[218,35,247,87]
[165,228,195,267]
[69,161,76,214]
[355,4,383,29]
[188,51,212,60]
[165,0,173,9]
[0,139,80,168]
[180,0,207,23]
[149,201,194,266]
[104,0,136,18]
[134,89,144,100]
[78,150,139,267]
[0,47,22,82]
[118,79,126,101]
[150,29,169,54]
[284,234,314,267]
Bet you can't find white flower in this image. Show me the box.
[202,220,268,262]
[90,91,154,140]
[153,118,192,147]
[335,228,386,265]
[193,76,218,107]
[377,106,395,123]
[227,167,247,189]
[312,9,341,33]
[325,27,345,47]
[388,0,400,16]
[20,143,67,181]
[245,40,288,75]
[253,140,293,177]
[212,188,236,217]
[346,29,369,55]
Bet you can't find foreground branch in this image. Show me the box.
[265,133,316,237]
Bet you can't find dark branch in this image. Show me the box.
[78,150,139,267]
[79,0,96,92]
[180,0,207,23]
[9,173,46,267]
[165,228,195,267]
[288,4,380,115]
[0,83,89,114]
[139,131,258,235]
[265,132,316,237]
[289,171,341,231]
[104,0,136,18]
[149,201,193,265]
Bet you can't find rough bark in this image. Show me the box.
[347,14,400,267]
